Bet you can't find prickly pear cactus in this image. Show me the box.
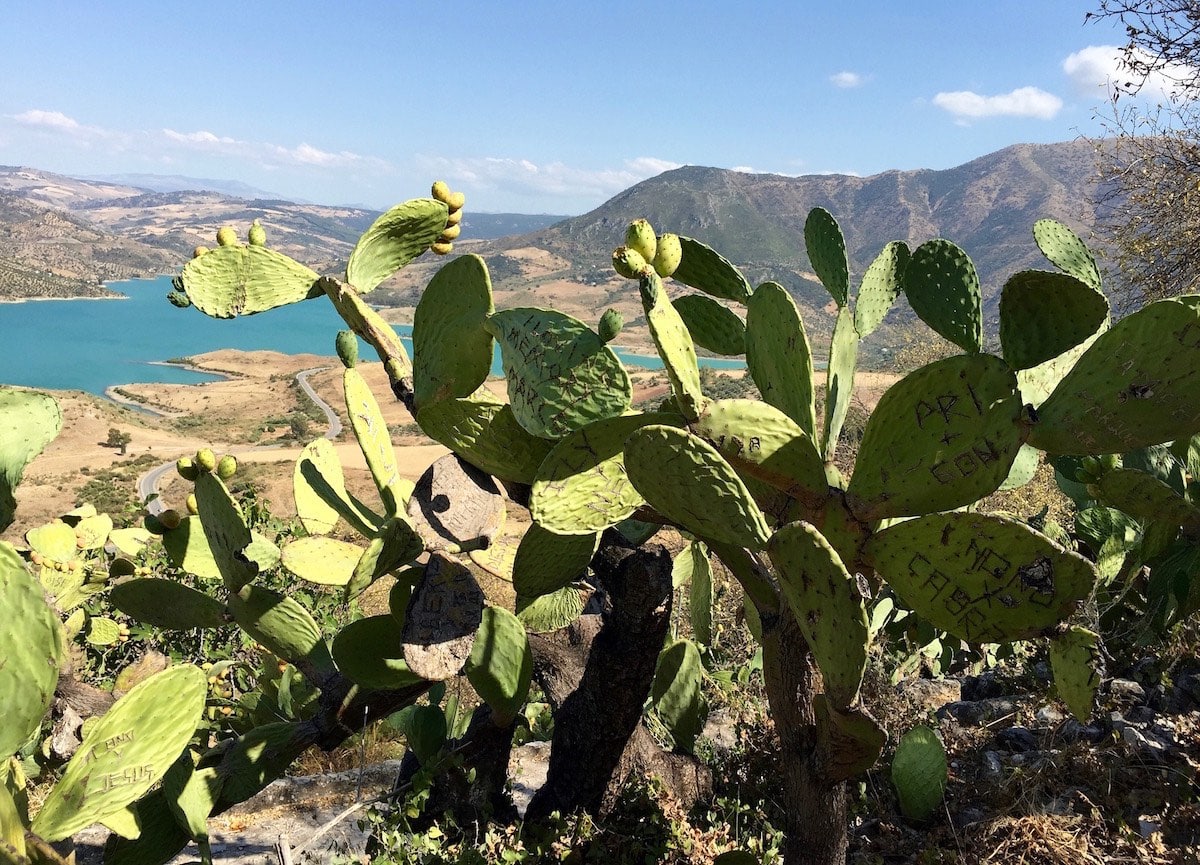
[891,726,947,822]
[0,388,62,531]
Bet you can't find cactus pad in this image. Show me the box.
[671,236,752,304]
[332,615,425,689]
[485,308,632,438]
[0,388,61,532]
[344,367,404,515]
[281,536,364,586]
[0,542,63,761]
[345,516,424,599]
[903,239,982,353]
[672,294,747,356]
[108,578,226,630]
[1049,625,1102,722]
[822,307,860,461]
[855,241,909,337]
[767,521,869,707]
[530,411,682,535]
[891,726,947,822]
[1033,218,1101,292]
[1094,468,1200,531]
[464,605,532,725]
[674,541,714,644]
[814,694,886,782]
[640,269,706,421]
[26,520,77,563]
[294,437,376,537]
[1016,328,1104,408]
[804,207,850,307]
[469,521,521,582]
[417,396,552,485]
[401,554,485,681]
[515,584,587,633]
[193,472,255,591]
[999,271,1108,370]
[512,523,600,600]
[625,425,771,549]
[179,245,321,318]
[413,254,495,409]
[866,512,1095,643]
[33,665,206,841]
[345,198,449,293]
[651,639,704,751]
[407,454,506,551]
[212,722,308,810]
[745,282,817,438]
[228,584,336,683]
[1030,299,1200,454]
[848,353,1025,520]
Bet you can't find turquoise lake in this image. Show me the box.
[0,276,745,396]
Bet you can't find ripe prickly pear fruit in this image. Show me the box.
[159,509,182,530]
[336,330,359,368]
[431,180,452,203]
[625,219,657,263]
[598,308,624,343]
[446,208,464,226]
[176,456,199,481]
[196,448,217,473]
[186,493,199,515]
[432,241,454,256]
[217,455,238,480]
[653,233,683,278]
[439,224,462,242]
[447,191,466,212]
[248,219,267,247]
[612,246,649,279]
[192,245,210,258]
[216,226,238,247]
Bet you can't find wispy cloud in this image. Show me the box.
[162,128,373,169]
[1062,44,1190,101]
[830,71,865,89]
[12,109,111,140]
[932,86,1063,121]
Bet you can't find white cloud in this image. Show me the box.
[1062,44,1190,101]
[830,71,864,89]
[161,128,373,170]
[932,86,1063,120]
[11,109,109,139]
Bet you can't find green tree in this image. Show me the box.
[104,426,132,455]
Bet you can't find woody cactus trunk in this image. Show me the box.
[168,190,1200,865]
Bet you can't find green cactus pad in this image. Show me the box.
[401,705,447,765]
[866,512,1095,643]
[651,639,704,752]
[101,790,191,865]
[26,520,77,562]
[822,307,860,461]
[485,308,632,438]
[530,411,682,535]
[417,395,552,485]
[212,722,309,810]
[671,294,747,356]
[515,584,587,633]
[903,239,983,353]
[413,254,495,410]
[745,282,817,438]
[0,388,61,532]
[0,542,63,762]
[1094,468,1200,531]
[671,236,752,304]
[686,542,714,645]
[1049,625,1101,722]
[73,513,113,550]
[767,521,869,707]
[464,606,533,725]
[1016,328,1104,408]
[332,615,425,689]
[345,198,449,293]
[625,425,771,549]
[293,437,381,537]
[640,269,706,421]
[406,454,506,552]
[228,584,336,683]
[107,527,151,558]
[345,517,424,599]
[1030,299,1200,454]
[193,472,255,591]
[691,398,828,508]
[999,443,1040,491]
[891,725,947,822]
[108,579,226,630]
[344,367,404,515]
[163,756,221,846]
[848,353,1025,520]
[1033,218,1102,292]
[512,523,599,600]
[86,616,121,646]
[855,241,910,337]
[32,665,206,841]
[804,207,850,307]
[401,554,485,681]
[999,271,1109,370]
[814,694,886,783]
[280,536,363,586]
[179,245,320,318]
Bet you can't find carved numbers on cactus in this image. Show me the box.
[866,512,1095,644]
[485,308,632,439]
[848,353,1025,520]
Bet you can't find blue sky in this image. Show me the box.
[0,1,1152,214]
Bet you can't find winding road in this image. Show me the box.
[137,367,339,514]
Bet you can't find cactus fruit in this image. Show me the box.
[438,224,462,242]
[446,191,466,211]
[804,207,850,307]
[159,508,182,530]
[431,241,454,255]
[346,198,451,293]
[612,246,649,279]
[672,294,747,356]
[215,454,237,479]
[431,180,452,203]
[745,282,817,439]
[247,219,267,247]
[903,238,983,353]
[192,245,209,258]
[652,232,683,277]
[597,308,623,343]
[176,456,199,481]
[464,605,533,725]
[891,726,947,822]
[624,218,657,262]
[196,448,217,473]
[216,226,238,247]
[670,235,752,304]
[412,253,495,410]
